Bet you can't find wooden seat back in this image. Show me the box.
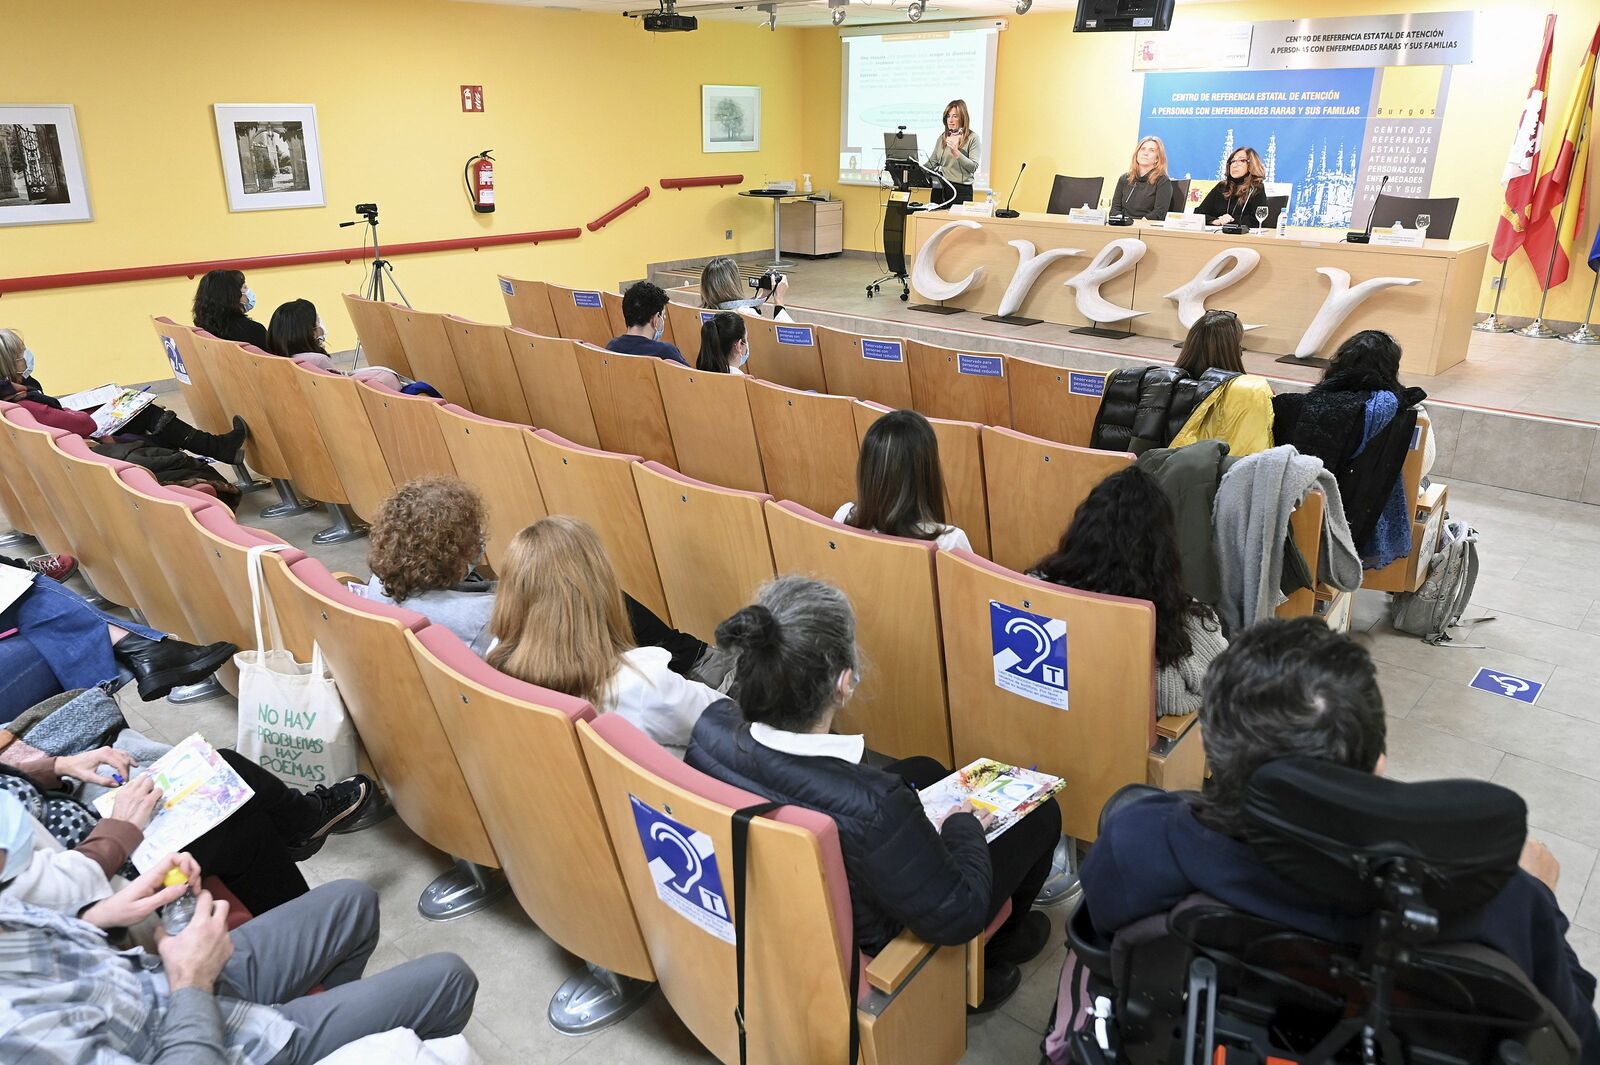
[743,317,826,393]
[356,381,457,486]
[603,288,681,350]
[664,301,714,366]
[546,283,615,348]
[193,334,293,479]
[936,549,1156,842]
[573,344,678,468]
[152,317,230,433]
[746,379,859,517]
[1006,357,1107,448]
[34,432,140,607]
[981,426,1133,573]
[1279,489,1326,619]
[1363,413,1436,594]
[907,341,1012,427]
[188,506,308,656]
[113,467,235,648]
[240,345,348,504]
[440,317,533,425]
[0,405,70,556]
[342,294,414,378]
[851,401,991,560]
[498,276,560,337]
[816,325,911,409]
[504,329,600,448]
[654,361,766,493]
[293,363,395,521]
[433,404,547,569]
[385,305,470,405]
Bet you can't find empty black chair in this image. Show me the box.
[1169,178,1192,215]
[1370,194,1460,239]
[1064,759,1580,1065]
[1047,175,1107,215]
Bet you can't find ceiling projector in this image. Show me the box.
[644,1,698,30]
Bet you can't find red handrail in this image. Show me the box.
[587,188,650,232]
[660,175,744,190]
[0,228,584,296]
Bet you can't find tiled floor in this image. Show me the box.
[36,402,1598,1062]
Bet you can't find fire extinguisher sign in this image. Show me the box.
[461,86,485,112]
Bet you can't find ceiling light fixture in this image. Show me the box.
[906,0,924,20]
[832,5,847,23]
[1015,0,1031,12]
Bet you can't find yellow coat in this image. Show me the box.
[1169,374,1275,457]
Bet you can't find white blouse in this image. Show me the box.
[832,502,972,553]
[603,646,722,758]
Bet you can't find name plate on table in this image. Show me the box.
[951,202,995,217]
[1163,212,1206,232]
[1370,228,1426,248]
[1067,207,1107,225]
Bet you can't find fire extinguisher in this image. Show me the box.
[464,150,495,213]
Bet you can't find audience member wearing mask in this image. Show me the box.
[696,312,749,375]
[605,282,687,365]
[193,268,269,348]
[265,299,410,391]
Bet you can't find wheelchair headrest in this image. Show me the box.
[1242,758,1527,919]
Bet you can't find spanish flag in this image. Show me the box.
[1523,19,1599,291]
[1494,15,1556,264]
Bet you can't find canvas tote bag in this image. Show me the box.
[234,544,358,787]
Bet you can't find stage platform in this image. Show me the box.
[654,253,1600,505]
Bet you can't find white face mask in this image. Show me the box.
[21,348,34,377]
[241,286,257,313]
[0,792,34,883]
[314,316,327,345]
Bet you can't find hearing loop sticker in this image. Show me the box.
[629,794,735,943]
[989,601,1069,710]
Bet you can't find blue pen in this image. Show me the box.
[111,771,126,785]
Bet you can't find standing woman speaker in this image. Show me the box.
[926,99,981,205]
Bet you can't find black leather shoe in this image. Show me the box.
[112,634,237,701]
[968,960,1022,1014]
[987,910,1052,967]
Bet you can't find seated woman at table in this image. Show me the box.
[1196,147,1268,227]
[1109,136,1175,221]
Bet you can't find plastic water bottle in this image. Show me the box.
[161,869,196,935]
[1276,211,1288,239]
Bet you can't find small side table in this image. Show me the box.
[739,189,801,270]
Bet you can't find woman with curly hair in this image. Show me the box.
[1029,467,1225,717]
[363,477,494,654]
[192,268,268,347]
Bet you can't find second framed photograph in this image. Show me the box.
[702,85,761,153]
[0,104,93,227]
[213,103,325,212]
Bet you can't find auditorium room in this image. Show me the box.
[5,0,1600,1061]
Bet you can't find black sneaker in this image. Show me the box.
[987,910,1052,967]
[286,775,375,861]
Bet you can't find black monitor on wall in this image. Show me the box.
[1073,0,1175,32]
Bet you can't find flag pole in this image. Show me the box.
[1561,270,1600,344]
[1518,98,1591,338]
[1475,260,1515,332]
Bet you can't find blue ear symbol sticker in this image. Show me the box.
[648,820,704,894]
[1004,615,1053,674]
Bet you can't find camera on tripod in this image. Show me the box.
[354,202,379,222]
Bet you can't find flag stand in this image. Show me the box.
[1518,107,1590,339]
[1561,271,1600,344]
[1474,261,1516,332]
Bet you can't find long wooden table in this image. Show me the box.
[904,211,1487,376]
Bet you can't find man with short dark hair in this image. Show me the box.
[606,281,686,365]
[1080,618,1598,1059]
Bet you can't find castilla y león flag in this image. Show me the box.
[1522,19,1599,291]
[1494,14,1556,264]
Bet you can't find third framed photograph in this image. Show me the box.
[213,103,325,212]
[0,104,93,227]
[702,85,761,153]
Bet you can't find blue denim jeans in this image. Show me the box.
[0,575,164,722]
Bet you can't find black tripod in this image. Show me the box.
[340,205,412,309]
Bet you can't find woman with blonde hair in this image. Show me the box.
[363,477,494,654]
[1197,146,1269,227]
[487,517,721,756]
[926,99,981,204]
[1110,136,1175,220]
[699,256,792,321]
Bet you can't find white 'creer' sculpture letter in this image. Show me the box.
[1164,247,1262,329]
[1064,238,1146,324]
[909,220,983,302]
[1294,267,1419,360]
[995,240,1084,318]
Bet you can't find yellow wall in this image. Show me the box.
[802,0,1600,323]
[5,0,807,390]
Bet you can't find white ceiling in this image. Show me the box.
[453,0,1222,30]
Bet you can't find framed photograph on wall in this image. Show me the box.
[213,103,325,212]
[0,104,92,227]
[702,85,761,153]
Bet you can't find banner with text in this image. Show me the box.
[1134,11,1475,71]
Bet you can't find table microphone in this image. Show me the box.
[1346,174,1390,244]
[995,162,1027,218]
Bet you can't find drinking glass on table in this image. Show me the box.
[1255,205,1269,232]
[1416,214,1431,240]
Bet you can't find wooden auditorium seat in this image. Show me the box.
[192,334,313,515]
[632,462,775,645]
[663,301,714,365]
[342,293,415,379]
[504,329,601,448]
[764,501,953,765]
[546,283,616,349]
[653,360,766,493]
[1006,357,1106,448]
[743,316,826,393]
[293,362,397,522]
[1278,489,1326,620]
[580,712,969,1065]
[151,317,231,435]
[524,429,670,622]
[276,557,507,920]
[1362,413,1443,595]
[38,433,144,607]
[816,325,913,409]
[189,506,309,657]
[408,625,657,1031]
[980,426,1134,573]
[851,401,991,560]
[440,316,533,425]
[907,340,1012,428]
[746,379,859,518]
[113,467,238,655]
[384,305,470,405]
[497,275,561,338]
[355,380,458,486]
[433,403,548,569]
[573,344,678,469]
[0,406,77,575]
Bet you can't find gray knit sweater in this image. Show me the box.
[1159,612,1229,717]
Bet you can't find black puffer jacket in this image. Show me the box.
[1090,366,1239,452]
[685,702,991,954]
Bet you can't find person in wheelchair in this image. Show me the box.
[1050,618,1597,1065]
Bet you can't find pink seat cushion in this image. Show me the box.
[287,557,427,631]
[192,506,305,564]
[3,407,67,438]
[637,460,772,502]
[533,428,640,463]
[439,403,521,430]
[53,434,136,475]
[291,356,339,377]
[116,467,214,513]
[587,713,856,992]
[414,625,593,724]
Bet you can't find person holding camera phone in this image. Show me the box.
[698,257,794,322]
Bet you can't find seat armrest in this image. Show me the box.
[1418,481,1446,512]
[865,929,936,994]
